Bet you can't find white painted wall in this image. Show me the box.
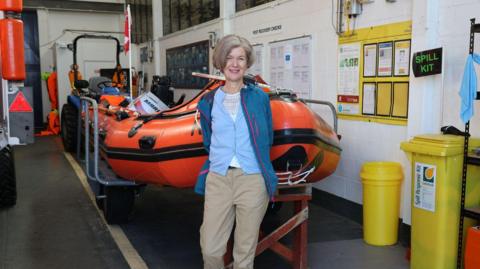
[37,9,130,119]
[431,0,480,136]
[306,1,413,224]
[152,0,480,225]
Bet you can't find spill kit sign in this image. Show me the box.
[414,162,436,212]
[412,47,442,77]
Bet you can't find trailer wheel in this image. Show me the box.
[0,146,16,208]
[61,103,78,153]
[103,186,135,224]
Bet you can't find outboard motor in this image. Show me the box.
[150,75,174,107]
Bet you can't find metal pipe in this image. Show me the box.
[338,0,344,34]
[269,35,311,45]
[84,99,91,179]
[76,101,82,160]
[80,97,137,186]
[300,99,338,133]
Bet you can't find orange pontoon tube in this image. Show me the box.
[84,75,341,187]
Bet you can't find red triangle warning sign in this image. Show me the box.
[9,91,33,112]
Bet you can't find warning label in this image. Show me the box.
[9,91,33,112]
[414,162,436,212]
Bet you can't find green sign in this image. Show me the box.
[412,48,442,77]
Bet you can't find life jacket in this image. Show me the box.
[38,72,60,136]
[112,69,125,89]
[46,71,58,110]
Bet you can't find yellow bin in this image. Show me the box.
[361,162,403,246]
[401,134,480,269]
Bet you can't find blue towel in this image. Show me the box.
[460,53,480,123]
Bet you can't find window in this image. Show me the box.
[179,0,190,30]
[236,0,276,12]
[126,0,153,44]
[163,0,219,35]
[170,0,180,33]
[166,41,209,89]
[162,1,171,35]
[191,0,202,26]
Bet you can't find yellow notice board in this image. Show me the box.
[337,21,411,125]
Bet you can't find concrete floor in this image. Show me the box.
[0,137,410,269]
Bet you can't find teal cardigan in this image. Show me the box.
[194,84,278,199]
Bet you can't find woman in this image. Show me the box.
[195,35,278,269]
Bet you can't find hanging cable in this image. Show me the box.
[39,29,123,48]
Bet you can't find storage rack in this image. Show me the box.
[456,18,480,269]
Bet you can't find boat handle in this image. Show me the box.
[300,99,338,134]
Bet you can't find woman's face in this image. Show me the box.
[223,47,248,83]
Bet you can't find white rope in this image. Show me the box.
[276,166,315,185]
[194,109,200,129]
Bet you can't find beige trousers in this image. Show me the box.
[200,168,269,269]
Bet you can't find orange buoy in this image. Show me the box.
[0,18,26,81]
[0,0,23,12]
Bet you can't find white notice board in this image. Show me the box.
[269,36,312,99]
[338,42,361,96]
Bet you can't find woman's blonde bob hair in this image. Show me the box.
[212,34,255,71]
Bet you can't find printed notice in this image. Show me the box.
[269,36,312,99]
[337,103,359,115]
[394,40,411,76]
[378,42,393,76]
[284,45,293,70]
[270,47,280,68]
[363,44,377,77]
[414,162,436,212]
[248,44,263,76]
[338,43,361,96]
[362,83,376,115]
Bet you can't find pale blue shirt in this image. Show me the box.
[208,87,261,176]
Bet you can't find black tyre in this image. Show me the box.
[0,146,16,208]
[103,186,135,224]
[61,103,78,153]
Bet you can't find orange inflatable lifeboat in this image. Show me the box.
[86,76,341,188]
